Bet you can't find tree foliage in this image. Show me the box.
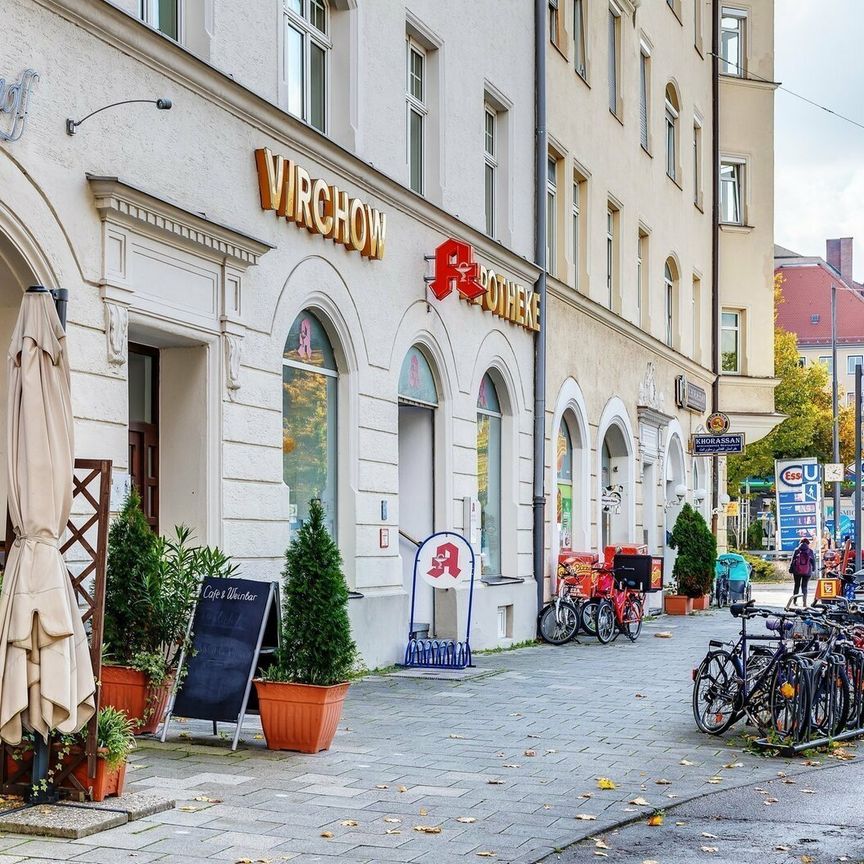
[669,503,717,597]
[727,274,854,490]
[270,498,357,686]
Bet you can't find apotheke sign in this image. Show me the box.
[255,148,387,260]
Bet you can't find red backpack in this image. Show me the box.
[791,547,810,575]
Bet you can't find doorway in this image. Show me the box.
[128,343,159,531]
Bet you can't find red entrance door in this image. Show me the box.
[128,344,159,532]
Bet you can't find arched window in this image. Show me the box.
[283,310,337,538]
[665,83,680,181]
[477,373,502,576]
[664,258,678,348]
[557,422,574,551]
[398,346,438,406]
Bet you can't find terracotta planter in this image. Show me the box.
[691,594,711,611]
[664,594,693,615]
[254,680,350,753]
[71,756,127,802]
[100,665,172,734]
[5,748,33,784]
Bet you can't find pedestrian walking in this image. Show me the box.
[789,537,816,605]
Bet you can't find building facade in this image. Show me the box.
[544,0,779,596]
[1,0,780,665]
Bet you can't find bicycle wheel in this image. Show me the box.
[580,600,599,636]
[692,649,742,734]
[811,658,849,737]
[595,600,616,644]
[620,595,643,642]
[770,655,813,744]
[538,600,579,645]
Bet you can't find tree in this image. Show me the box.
[272,498,357,686]
[669,504,717,597]
[727,274,854,491]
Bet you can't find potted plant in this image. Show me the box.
[668,504,717,613]
[254,499,357,753]
[101,489,238,733]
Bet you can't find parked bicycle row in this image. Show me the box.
[692,595,864,749]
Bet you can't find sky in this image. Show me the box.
[774,1,864,281]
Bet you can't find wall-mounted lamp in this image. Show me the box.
[664,484,688,511]
[66,98,172,136]
[693,488,707,505]
[712,493,732,516]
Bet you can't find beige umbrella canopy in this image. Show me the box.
[0,289,95,744]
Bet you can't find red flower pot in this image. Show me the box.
[71,756,126,802]
[254,680,349,753]
[691,594,711,611]
[664,595,693,615]
[100,665,172,734]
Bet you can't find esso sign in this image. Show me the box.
[780,466,804,486]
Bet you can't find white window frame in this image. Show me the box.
[693,117,703,207]
[549,0,560,47]
[484,106,497,237]
[720,158,745,224]
[639,46,650,151]
[574,0,587,79]
[720,6,747,77]
[283,0,331,133]
[692,275,701,360]
[664,262,675,348]
[572,178,580,289]
[606,206,616,309]
[477,378,503,578]
[721,310,741,374]
[665,97,678,181]
[141,0,182,40]
[636,233,643,325]
[406,38,427,195]
[818,355,833,374]
[547,156,558,275]
[608,6,621,117]
[848,355,864,374]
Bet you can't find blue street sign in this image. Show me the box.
[691,433,745,455]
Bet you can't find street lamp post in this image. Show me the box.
[855,362,862,572]
[832,282,841,547]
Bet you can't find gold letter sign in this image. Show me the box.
[255,148,387,261]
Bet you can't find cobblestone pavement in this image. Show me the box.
[2,582,858,864]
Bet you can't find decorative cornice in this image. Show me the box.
[87,174,273,267]
[637,405,675,428]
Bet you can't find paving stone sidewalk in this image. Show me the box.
[0,586,857,864]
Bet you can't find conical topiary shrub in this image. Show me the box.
[669,503,717,599]
[254,499,357,752]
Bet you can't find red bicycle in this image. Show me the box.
[591,561,645,643]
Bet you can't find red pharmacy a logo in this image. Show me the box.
[429,239,485,302]
[427,542,461,581]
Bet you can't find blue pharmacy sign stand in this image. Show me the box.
[774,458,822,554]
[404,531,476,669]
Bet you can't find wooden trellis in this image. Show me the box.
[1,458,112,798]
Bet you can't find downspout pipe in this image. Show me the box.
[533,0,548,622]
[710,0,721,531]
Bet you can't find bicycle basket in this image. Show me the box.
[612,554,654,592]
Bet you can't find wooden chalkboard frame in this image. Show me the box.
[160,580,277,751]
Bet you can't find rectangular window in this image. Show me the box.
[848,355,864,374]
[693,121,703,206]
[818,355,833,375]
[665,99,678,180]
[798,356,807,367]
[407,40,426,195]
[692,276,701,361]
[282,0,329,132]
[848,392,857,407]
[606,204,618,310]
[484,107,497,237]
[574,0,587,78]
[141,0,180,40]
[720,7,746,77]
[608,9,620,116]
[664,267,674,348]
[547,156,558,275]
[720,160,743,224]
[639,50,649,150]
[694,0,703,50]
[721,310,741,373]
[637,231,646,327]
[549,0,560,47]
[572,180,580,289]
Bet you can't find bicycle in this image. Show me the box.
[592,563,645,644]
[714,559,732,608]
[538,559,596,645]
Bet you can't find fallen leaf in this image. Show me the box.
[457,816,477,824]
[595,839,610,850]
[723,762,744,769]
[508,712,523,718]
[774,846,790,852]
[675,821,687,826]
[496,752,505,757]
[385,828,401,835]
[375,784,389,789]
[597,778,617,790]
[487,779,505,785]
[755,788,768,794]
[776,771,787,778]
[545,748,557,754]
[503,764,521,769]
[624,807,638,812]
[680,759,695,766]
[655,631,673,638]
[801,857,814,864]
[707,777,722,784]
[384,817,401,824]
[702,832,718,839]
[253,734,264,740]
[578,792,594,799]
[594,853,608,859]
[419,808,428,817]
[635,693,646,699]
[763,798,779,805]
[643,860,660,864]
[178,806,200,812]
[575,814,597,821]
[320,832,333,839]
[782,779,797,785]
[629,797,651,806]
[647,814,664,826]
[340,820,359,827]
[193,796,221,803]
[655,779,672,785]
[803,760,821,767]
[398,786,408,793]
[413,825,442,834]
[476,854,496,859]
[235,859,254,864]
[449,734,465,739]
[701,847,718,853]
[524,750,536,757]
[801,789,816,794]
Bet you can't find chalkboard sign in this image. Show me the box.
[161,577,277,750]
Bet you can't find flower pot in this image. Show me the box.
[5,747,33,784]
[71,756,127,802]
[100,665,172,735]
[254,680,350,753]
[664,595,693,615]
[691,594,711,611]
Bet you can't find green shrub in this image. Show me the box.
[741,553,782,583]
[266,499,356,686]
[669,503,717,598]
[96,706,136,771]
[746,520,764,550]
[726,530,738,550]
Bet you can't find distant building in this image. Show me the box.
[775,239,864,405]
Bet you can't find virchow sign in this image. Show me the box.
[430,238,541,333]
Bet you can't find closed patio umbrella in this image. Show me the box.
[0,288,95,745]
